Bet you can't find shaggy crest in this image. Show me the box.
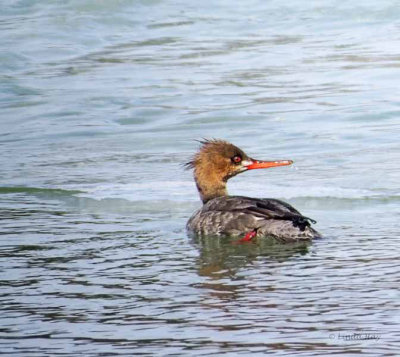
[184,139,247,170]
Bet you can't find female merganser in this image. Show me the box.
[185,139,320,242]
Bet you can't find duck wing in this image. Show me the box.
[204,196,316,229]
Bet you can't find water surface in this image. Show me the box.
[1,1,399,355]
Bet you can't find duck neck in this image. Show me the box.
[194,174,227,203]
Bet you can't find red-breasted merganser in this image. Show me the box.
[185,139,320,242]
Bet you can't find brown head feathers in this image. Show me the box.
[185,139,251,203]
[184,139,249,171]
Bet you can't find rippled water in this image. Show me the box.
[1,1,400,355]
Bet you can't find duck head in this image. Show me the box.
[185,139,293,203]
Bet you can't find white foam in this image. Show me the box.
[76,179,377,202]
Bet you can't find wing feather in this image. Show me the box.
[201,196,316,227]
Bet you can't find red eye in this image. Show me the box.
[232,155,242,164]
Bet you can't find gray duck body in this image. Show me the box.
[187,195,320,242]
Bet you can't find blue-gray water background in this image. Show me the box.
[1,1,400,355]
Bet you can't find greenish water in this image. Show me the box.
[1,1,399,355]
